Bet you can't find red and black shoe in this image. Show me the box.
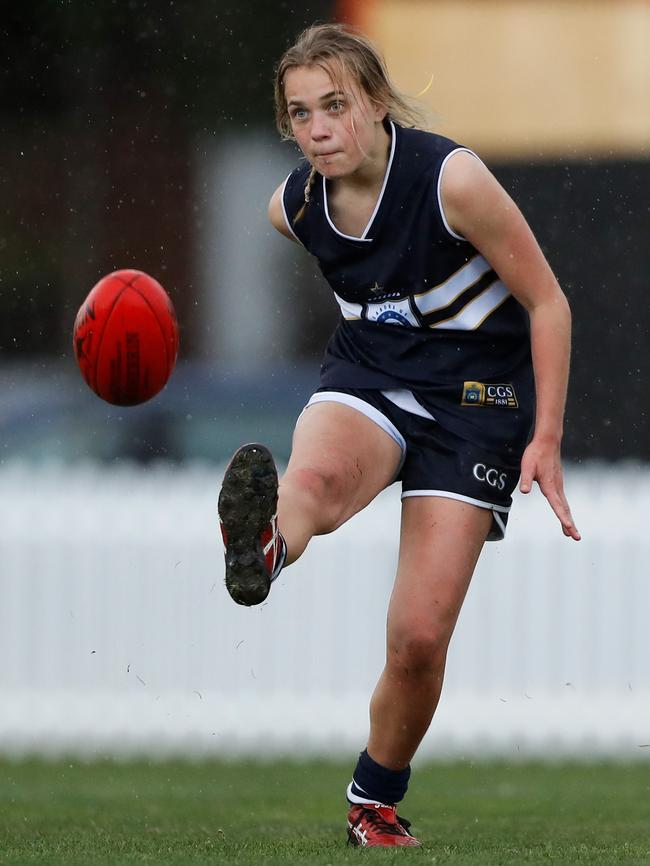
[347,803,421,848]
[218,443,286,606]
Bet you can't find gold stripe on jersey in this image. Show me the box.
[469,291,512,331]
[413,255,494,316]
[430,281,511,331]
[422,270,496,327]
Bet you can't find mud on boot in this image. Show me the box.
[218,443,286,606]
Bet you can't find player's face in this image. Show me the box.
[284,64,387,179]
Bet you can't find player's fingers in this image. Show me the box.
[559,506,581,540]
[540,479,581,541]
[518,457,535,494]
[554,501,579,539]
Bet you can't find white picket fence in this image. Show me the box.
[1,460,649,760]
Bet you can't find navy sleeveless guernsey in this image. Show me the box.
[282,121,534,453]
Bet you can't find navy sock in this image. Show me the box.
[347,749,411,805]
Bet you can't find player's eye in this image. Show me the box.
[290,107,308,121]
[329,99,345,112]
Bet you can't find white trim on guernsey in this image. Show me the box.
[380,389,436,421]
[436,147,482,241]
[401,489,510,513]
[322,120,397,242]
[431,280,510,330]
[280,173,302,243]
[304,392,407,457]
[333,291,363,321]
[413,254,494,317]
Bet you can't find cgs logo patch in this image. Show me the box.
[461,381,518,408]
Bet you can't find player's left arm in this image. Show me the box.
[441,150,580,540]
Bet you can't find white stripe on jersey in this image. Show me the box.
[333,291,363,320]
[431,280,510,331]
[413,255,494,316]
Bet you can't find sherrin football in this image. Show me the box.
[73,269,179,406]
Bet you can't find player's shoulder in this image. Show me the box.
[287,159,312,182]
[269,179,298,242]
[398,125,465,159]
[283,160,313,205]
[268,184,286,233]
[394,125,469,187]
[281,161,318,232]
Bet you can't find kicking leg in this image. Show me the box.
[219,400,402,604]
[278,401,403,564]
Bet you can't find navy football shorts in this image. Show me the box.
[306,387,526,541]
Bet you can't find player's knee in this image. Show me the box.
[387,627,450,677]
[284,465,348,528]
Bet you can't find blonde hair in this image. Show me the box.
[274,23,427,139]
[274,23,428,222]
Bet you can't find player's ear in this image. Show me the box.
[372,101,388,122]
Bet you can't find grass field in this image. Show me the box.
[1,758,649,865]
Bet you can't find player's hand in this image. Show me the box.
[519,439,581,540]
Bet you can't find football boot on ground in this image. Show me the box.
[347,803,421,847]
[218,443,286,606]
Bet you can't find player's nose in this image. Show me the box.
[310,111,331,140]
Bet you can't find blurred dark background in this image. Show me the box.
[2,1,334,354]
[1,1,648,463]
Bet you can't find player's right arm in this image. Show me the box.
[269,183,298,242]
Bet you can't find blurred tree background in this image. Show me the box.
[1,0,333,357]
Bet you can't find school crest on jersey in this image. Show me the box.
[366,299,419,327]
[461,381,519,408]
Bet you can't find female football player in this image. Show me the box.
[218,22,580,848]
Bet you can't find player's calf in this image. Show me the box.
[218,443,286,606]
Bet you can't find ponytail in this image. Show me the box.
[293,165,317,225]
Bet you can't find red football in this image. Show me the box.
[73,269,179,406]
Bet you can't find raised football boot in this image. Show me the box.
[218,443,286,606]
[347,803,421,848]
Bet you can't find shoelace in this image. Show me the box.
[352,806,412,836]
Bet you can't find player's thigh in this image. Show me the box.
[387,496,492,653]
[282,400,403,522]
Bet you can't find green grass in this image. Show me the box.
[1,758,649,864]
